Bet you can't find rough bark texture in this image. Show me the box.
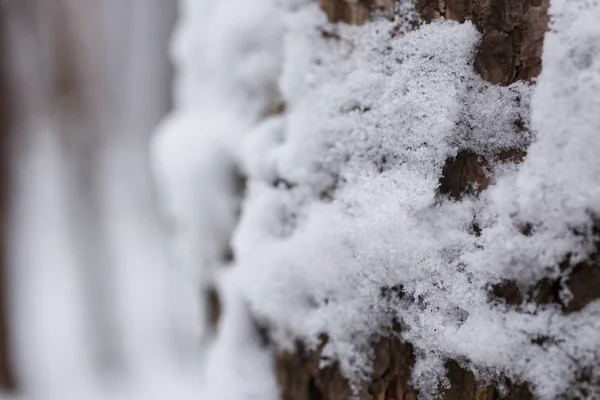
[275,334,535,400]
[415,0,549,85]
[492,237,600,314]
[272,1,556,399]
[276,335,417,400]
[438,151,491,200]
[320,0,397,24]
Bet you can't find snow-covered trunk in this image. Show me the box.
[256,1,599,399]
[148,0,600,397]
[274,1,548,399]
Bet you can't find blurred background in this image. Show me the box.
[0,1,215,398]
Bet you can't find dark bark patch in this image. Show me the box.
[489,247,600,314]
[415,0,550,85]
[563,251,600,313]
[275,333,416,400]
[206,286,222,331]
[320,0,397,25]
[320,0,373,25]
[439,151,490,200]
[490,280,524,306]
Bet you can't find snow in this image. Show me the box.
[201,270,278,400]
[232,1,529,387]
[150,0,284,397]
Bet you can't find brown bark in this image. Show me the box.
[414,0,549,85]
[423,0,548,204]
[492,237,600,314]
[276,335,416,400]
[321,0,549,85]
[320,0,396,24]
[275,334,535,400]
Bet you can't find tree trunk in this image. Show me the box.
[0,0,177,395]
[270,1,599,399]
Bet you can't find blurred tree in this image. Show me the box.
[0,0,179,396]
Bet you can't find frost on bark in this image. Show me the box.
[269,1,592,399]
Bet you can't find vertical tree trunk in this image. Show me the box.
[0,0,177,395]
[271,1,579,399]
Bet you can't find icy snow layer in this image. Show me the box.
[226,1,600,399]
